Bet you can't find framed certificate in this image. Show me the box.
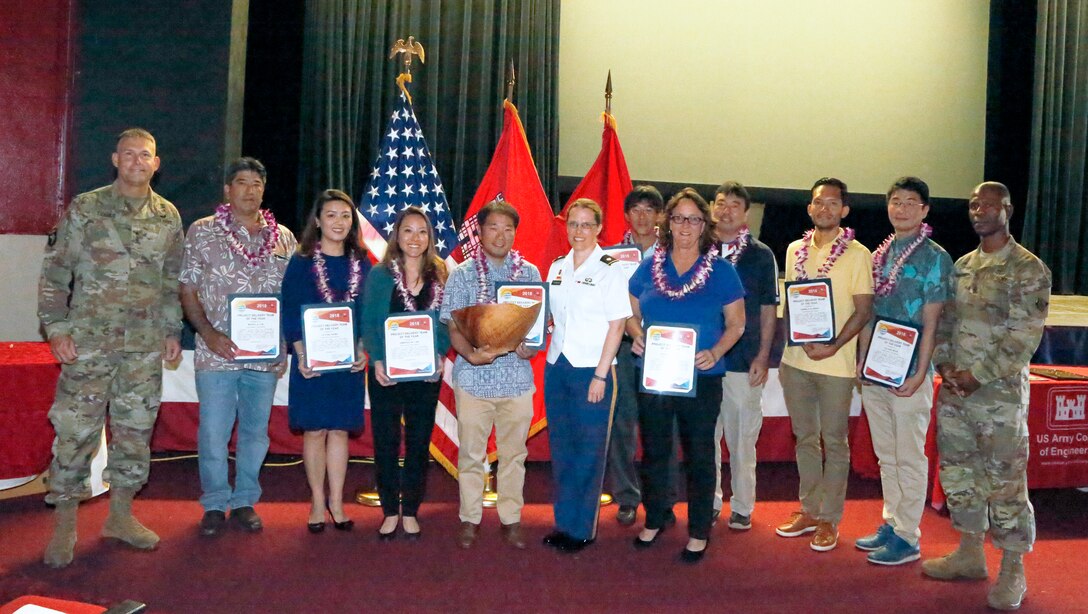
[639,323,698,397]
[384,311,438,382]
[601,245,643,280]
[861,317,921,388]
[784,278,836,345]
[227,293,281,362]
[494,282,548,349]
[301,302,356,372]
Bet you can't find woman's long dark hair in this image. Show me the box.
[380,207,448,284]
[298,189,367,260]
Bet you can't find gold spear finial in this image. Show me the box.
[505,60,516,103]
[605,70,613,115]
[389,36,425,102]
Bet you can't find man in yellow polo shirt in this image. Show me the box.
[775,177,873,552]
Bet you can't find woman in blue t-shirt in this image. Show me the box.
[628,188,746,563]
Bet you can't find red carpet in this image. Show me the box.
[1,460,1085,613]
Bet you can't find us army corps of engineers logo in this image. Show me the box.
[1047,387,1088,430]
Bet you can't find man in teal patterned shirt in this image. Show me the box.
[855,176,953,566]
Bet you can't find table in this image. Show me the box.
[5,342,1087,491]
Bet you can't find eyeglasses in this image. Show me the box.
[668,215,706,226]
[566,221,599,231]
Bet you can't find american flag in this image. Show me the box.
[358,88,458,262]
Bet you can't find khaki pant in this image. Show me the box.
[861,375,933,545]
[454,388,534,525]
[780,363,855,525]
[714,371,764,517]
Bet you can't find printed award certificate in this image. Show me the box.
[640,324,698,397]
[785,279,836,345]
[861,318,921,388]
[384,311,438,382]
[227,294,281,362]
[494,282,548,349]
[301,302,356,372]
[601,245,643,280]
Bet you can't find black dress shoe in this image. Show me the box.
[557,537,595,554]
[307,521,326,534]
[199,510,226,537]
[633,526,666,549]
[616,505,637,526]
[230,506,263,532]
[378,517,399,541]
[333,518,354,532]
[679,546,707,564]
[543,531,572,549]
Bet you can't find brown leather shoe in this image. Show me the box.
[501,522,527,549]
[456,522,479,549]
[775,510,819,537]
[810,521,838,552]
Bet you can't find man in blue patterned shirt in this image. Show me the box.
[440,200,541,550]
[855,176,953,566]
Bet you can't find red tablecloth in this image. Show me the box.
[6,342,1088,491]
[0,342,60,480]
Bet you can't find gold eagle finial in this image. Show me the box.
[388,36,425,75]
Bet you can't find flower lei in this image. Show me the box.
[794,227,855,280]
[474,246,525,304]
[390,259,444,311]
[214,203,279,267]
[721,226,751,265]
[872,223,932,297]
[650,243,720,300]
[313,243,362,303]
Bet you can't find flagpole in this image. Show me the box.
[356,35,430,508]
[598,69,617,510]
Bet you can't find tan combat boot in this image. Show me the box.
[921,531,988,580]
[101,488,159,550]
[987,551,1026,610]
[43,500,78,568]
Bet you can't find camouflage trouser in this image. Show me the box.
[45,348,163,504]
[936,379,1034,553]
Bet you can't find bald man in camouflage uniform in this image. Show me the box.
[38,128,184,568]
[924,182,1051,611]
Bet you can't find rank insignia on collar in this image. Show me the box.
[600,254,617,265]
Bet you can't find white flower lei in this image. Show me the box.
[722,226,751,265]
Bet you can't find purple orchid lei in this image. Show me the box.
[793,227,855,280]
[215,203,280,267]
[872,223,932,297]
[474,246,524,304]
[722,226,751,265]
[390,258,444,311]
[312,243,362,303]
[651,242,720,300]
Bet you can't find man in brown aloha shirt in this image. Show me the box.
[179,157,297,537]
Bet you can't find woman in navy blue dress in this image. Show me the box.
[281,189,370,533]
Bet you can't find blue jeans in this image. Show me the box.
[196,369,277,512]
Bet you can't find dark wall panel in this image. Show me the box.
[0,1,74,234]
[72,0,246,226]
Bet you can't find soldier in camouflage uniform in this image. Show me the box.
[924,182,1051,611]
[38,128,184,568]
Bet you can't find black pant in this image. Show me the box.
[366,372,440,517]
[637,376,723,540]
